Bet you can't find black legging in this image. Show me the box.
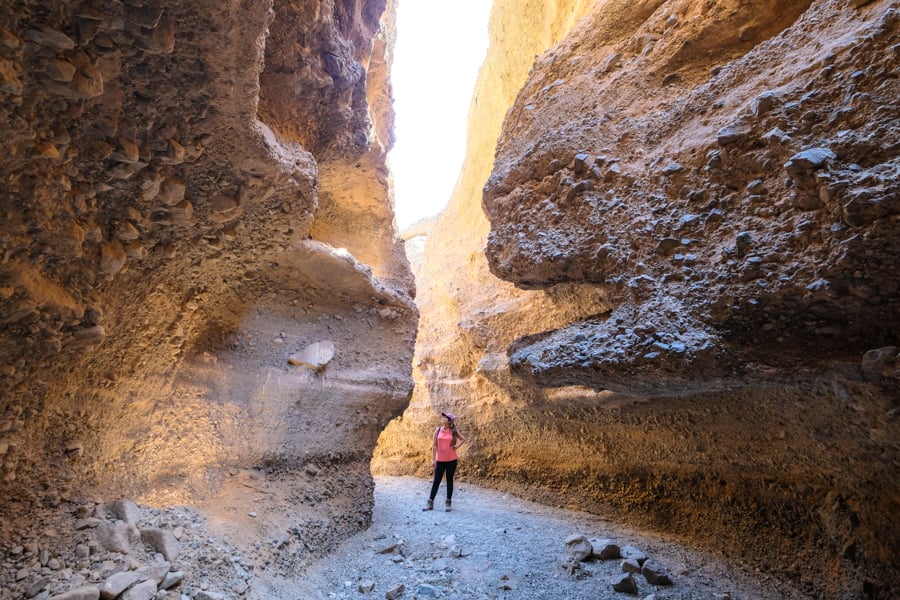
[429,459,458,501]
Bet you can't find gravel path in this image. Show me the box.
[271,476,810,600]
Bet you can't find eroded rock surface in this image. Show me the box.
[376,1,898,598]
[0,0,415,584]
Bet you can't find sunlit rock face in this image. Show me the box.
[0,0,415,558]
[375,0,898,597]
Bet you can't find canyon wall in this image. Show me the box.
[374,0,899,598]
[0,0,415,565]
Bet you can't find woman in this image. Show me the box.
[423,411,466,511]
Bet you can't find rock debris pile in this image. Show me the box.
[563,534,674,595]
[1,499,254,600]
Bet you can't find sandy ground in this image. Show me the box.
[255,475,813,600]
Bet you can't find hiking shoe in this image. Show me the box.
[445,499,452,512]
[422,499,434,511]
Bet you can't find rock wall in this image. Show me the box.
[374,0,898,598]
[0,0,415,563]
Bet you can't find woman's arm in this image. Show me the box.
[452,431,466,448]
[432,428,438,463]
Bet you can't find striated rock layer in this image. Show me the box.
[375,1,898,598]
[0,0,415,569]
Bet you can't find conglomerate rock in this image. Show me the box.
[375,1,898,598]
[0,0,416,573]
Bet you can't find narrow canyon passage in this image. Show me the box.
[0,1,897,600]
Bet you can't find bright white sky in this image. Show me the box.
[389,1,492,230]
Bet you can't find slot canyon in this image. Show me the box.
[0,1,897,599]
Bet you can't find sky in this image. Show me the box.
[389,1,492,230]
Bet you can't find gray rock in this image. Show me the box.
[74,518,102,530]
[120,580,156,600]
[140,529,180,561]
[26,576,51,598]
[589,538,621,559]
[717,121,752,145]
[621,558,642,574]
[358,580,375,593]
[573,153,589,174]
[48,587,99,600]
[564,534,592,561]
[134,563,170,586]
[611,572,638,593]
[661,162,683,175]
[414,583,441,597]
[784,147,836,178]
[99,571,143,600]
[376,543,402,555]
[159,571,184,590]
[751,91,779,116]
[761,126,791,144]
[288,341,335,371]
[601,52,622,73]
[642,559,673,585]
[106,500,142,526]
[620,545,648,565]
[96,522,137,554]
[385,583,405,599]
[735,232,753,255]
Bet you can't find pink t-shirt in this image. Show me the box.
[435,427,458,462]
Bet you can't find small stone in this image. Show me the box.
[75,518,102,530]
[414,583,440,598]
[140,529,180,561]
[48,586,99,600]
[385,583,405,599]
[100,571,144,600]
[762,126,791,144]
[26,576,51,598]
[661,162,683,175]
[589,538,621,559]
[573,153,589,174]
[601,52,622,73]
[621,558,642,574]
[160,571,184,590]
[735,232,753,255]
[358,580,375,593]
[784,147,836,178]
[288,341,335,371]
[751,91,779,116]
[376,543,402,555]
[611,572,638,594]
[717,121,752,145]
[642,559,674,585]
[564,534,592,561]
